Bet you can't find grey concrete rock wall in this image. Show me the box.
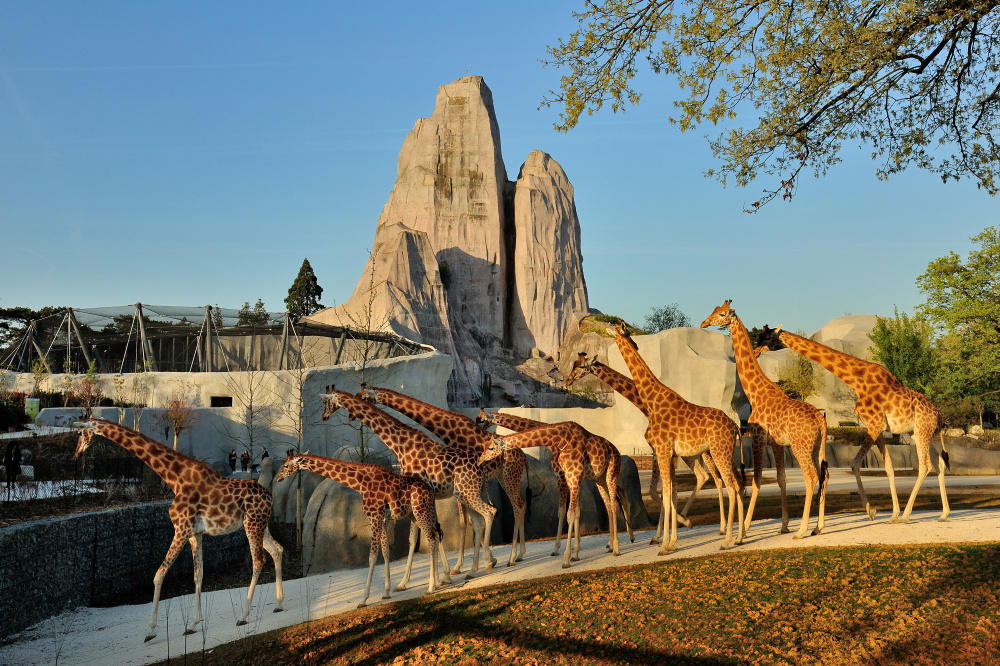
[509,150,590,357]
[0,502,252,638]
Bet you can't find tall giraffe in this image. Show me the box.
[275,454,441,607]
[701,301,828,539]
[359,385,527,567]
[480,411,571,557]
[565,353,731,539]
[479,420,632,568]
[321,387,496,579]
[608,323,744,553]
[74,419,283,642]
[760,325,950,522]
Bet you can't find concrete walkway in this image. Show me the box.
[4,504,1000,666]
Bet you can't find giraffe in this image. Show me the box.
[607,323,745,553]
[479,411,571,557]
[565,352,731,540]
[358,386,526,567]
[321,387,497,579]
[701,301,828,539]
[275,454,441,607]
[74,419,283,642]
[479,419,632,568]
[759,324,950,522]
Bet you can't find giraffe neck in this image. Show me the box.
[501,422,573,452]
[295,454,383,493]
[590,362,646,415]
[778,331,890,392]
[333,390,437,457]
[612,332,685,408]
[94,420,210,489]
[728,313,785,406]
[374,388,483,447]
[491,413,545,433]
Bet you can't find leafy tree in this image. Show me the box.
[867,307,938,394]
[916,226,1000,406]
[0,305,63,353]
[543,1,1000,209]
[237,299,271,327]
[776,355,821,402]
[284,258,324,320]
[642,303,690,332]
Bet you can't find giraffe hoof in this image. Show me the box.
[183,629,197,636]
[144,634,156,643]
[939,515,950,523]
[889,515,900,524]
[867,508,877,521]
[465,573,476,581]
[237,620,248,627]
[571,556,580,562]
[550,551,559,557]
[395,584,406,592]
[657,547,675,556]
[514,555,523,562]
[382,594,391,600]
[812,528,823,536]
[273,607,283,613]
[899,517,911,524]
[779,527,791,535]
[357,603,367,609]
[440,577,452,585]
[630,535,635,543]
[792,534,804,540]
[649,538,660,545]
[562,563,571,569]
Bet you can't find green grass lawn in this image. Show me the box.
[167,540,1000,666]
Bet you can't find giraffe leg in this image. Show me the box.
[793,454,818,540]
[675,455,707,529]
[704,453,727,535]
[260,528,284,612]
[454,483,496,578]
[877,440,902,522]
[648,452,662,505]
[183,534,203,636]
[563,484,580,568]
[239,522,269,625]
[552,471,568,556]
[497,461,525,566]
[900,436,934,523]
[396,520,419,591]
[667,454,680,550]
[651,498,665,545]
[358,517,382,609]
[595,480,619,556]
[145,529,188,642]
[774,440,790,534]
[438,539,453,585]
[380,515,393,599]
[450,501,468,576]
[743,429,765,534]
[715,440,744,549]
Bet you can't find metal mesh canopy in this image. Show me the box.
[36,304,284,331]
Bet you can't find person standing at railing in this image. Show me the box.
[4,441,22,501]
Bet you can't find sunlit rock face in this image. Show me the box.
[305,77,590,405]
[509,150,590,358]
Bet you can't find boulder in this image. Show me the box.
[271,467,331,524]
[258,457,275,491]
[617,455,653,530]
[968,425,985,437]
[509,151,590,357]
[946,428,966,437]
[301,478,410,575]
[422,479,505,554]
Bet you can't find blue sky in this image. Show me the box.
[1,2,994,335]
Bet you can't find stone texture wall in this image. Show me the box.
[0,502,251,638]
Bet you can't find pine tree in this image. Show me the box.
[285,258,324,320]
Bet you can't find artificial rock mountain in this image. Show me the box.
[304,76,590,405]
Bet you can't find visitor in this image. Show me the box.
[228,449,237,473]
[241,449,250,472]
[4,441,21,500]
[261,448,269,460]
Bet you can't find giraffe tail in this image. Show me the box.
[817,417,829,498]
[940,431,951,470]
[524,466,533,524]
[435,521,444,541]
[615,485,632,534]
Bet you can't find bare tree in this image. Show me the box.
[217,352,275,474]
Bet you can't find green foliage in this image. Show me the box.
[284,258,324,320]
[237,299,270,327]
[642,303,690,332]
[543,1,1000,209]
[917,226,1000,410]
[0,305,63,351]
[828,426,869,447]
[776,355,821,401]
[590,314,646,336]
[867,307,938,394]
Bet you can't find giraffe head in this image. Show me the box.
[564,352,594,387]
[477,434,507,465]
[358,384,378,404]
[756,324,783,357]
[320,386,341,421]
[614,323,639,349]
[700,299,735,329]
[74,419,102,458]
[474,408,493,432]
[275,454,308,483]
